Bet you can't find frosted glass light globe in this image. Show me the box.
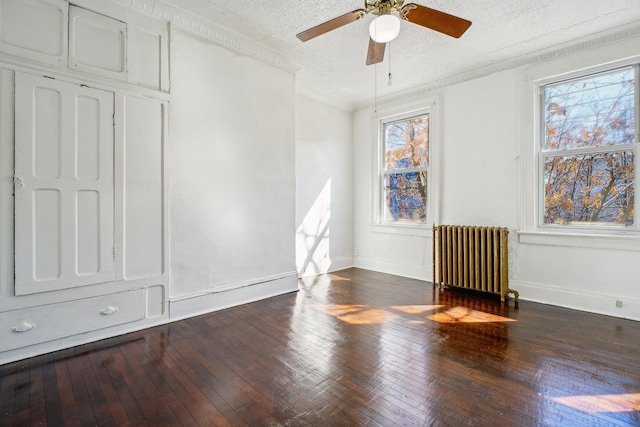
[369,14,400,43]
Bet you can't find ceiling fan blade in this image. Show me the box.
[366,38,386,65]
[297,9,366,42]
[402,3,471,38]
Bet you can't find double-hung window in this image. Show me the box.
[380,112,430,224]
[538,65,639,231]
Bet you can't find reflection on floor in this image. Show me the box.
[1,268,639,426]
[554,393,640,414]
[312,304,446,324]
[429,306,517,324]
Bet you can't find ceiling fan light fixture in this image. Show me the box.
[369,14,400,43]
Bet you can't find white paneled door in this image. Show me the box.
[14,72,115,295]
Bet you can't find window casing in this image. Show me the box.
[371,98,439,235]
[538,65,639,232]
[518,43,640,251]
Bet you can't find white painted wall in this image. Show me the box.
[295,94,354,277]
[169,29,298,305]
[354,39,640,321]
[0,6,298,363]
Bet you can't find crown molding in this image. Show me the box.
[295,81,355,112]
[113,0,301,74]
[355,21,640,110]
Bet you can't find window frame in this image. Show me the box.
[537,65,639,232]
[520,41,640,249]
[371,97,439,236]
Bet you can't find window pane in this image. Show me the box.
[384,171,427,223]
[384,115,429,170]
[544,151,635,226]
[544,68,635,151]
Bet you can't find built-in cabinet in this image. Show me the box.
[14,73,116,295]
[0,0,170,363]
[0,0,168,90]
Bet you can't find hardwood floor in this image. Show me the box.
[1,268,639,426]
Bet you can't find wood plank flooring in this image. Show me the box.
[1,268,640,426]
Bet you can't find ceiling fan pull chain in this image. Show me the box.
[374,61,378,114]
[388,43,393,87]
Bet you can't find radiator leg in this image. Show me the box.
[507,288,519,303]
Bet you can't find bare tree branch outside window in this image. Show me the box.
[543,67,636,227]
[383,115,429,223]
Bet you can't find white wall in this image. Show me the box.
[168,29,298,315]
[353,102,434,281]
[354,38,640,320]
[0,13,299,363]
[295,94,354,277]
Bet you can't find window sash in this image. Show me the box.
[380,113,430,225]
[539,146,638,230]
[537,63,639,231]
[382,167,427,175]
[381,170,428,223]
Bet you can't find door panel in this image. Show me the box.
[77,190,100,275]
[33,86,61,179]
[14,73,115,295]
[123,95,164,279]
[76,96,101,181]
[34,189,61,281]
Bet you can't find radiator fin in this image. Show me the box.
[432,225,518,302]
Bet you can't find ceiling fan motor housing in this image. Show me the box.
[366,0,405,16]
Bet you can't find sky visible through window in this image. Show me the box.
[383,115,429,223]
[542,67,635,227]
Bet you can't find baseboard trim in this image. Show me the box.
[354,257,430,281]
[0,273,300,365]
[511,279,640,321]
[297,256,354,278]
[329,256,354,273]
[349,260,640,321]
[169,273,299,321]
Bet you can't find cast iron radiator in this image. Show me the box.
[432,225,518,302]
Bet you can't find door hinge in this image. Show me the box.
[13,175,24,188]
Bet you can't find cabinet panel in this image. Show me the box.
[128,14,169,92]
[34,189,61,280]
[0,0,68,66]
[14,73,115,294]
[137,29,162,89]
[33,86,62,179]
[76,95,100,180]
[123,95,165,279]
[0,289,145,352]
[69,5,126,81]
[77,190,100,275]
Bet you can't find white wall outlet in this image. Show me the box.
[616,300,623,308]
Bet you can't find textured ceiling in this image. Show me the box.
[164,0,640,106]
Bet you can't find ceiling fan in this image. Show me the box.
[296,0,471,65]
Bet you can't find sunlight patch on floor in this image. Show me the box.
[553,393,640,413]
[312,304,397,324]
[340,308,398,325]
[312,304,514,325]
[317,304,366,317]
[428,306,516,323]
[391,305,444,314]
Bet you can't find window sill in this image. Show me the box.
[518,230,640,251]
[371,223,432,237]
